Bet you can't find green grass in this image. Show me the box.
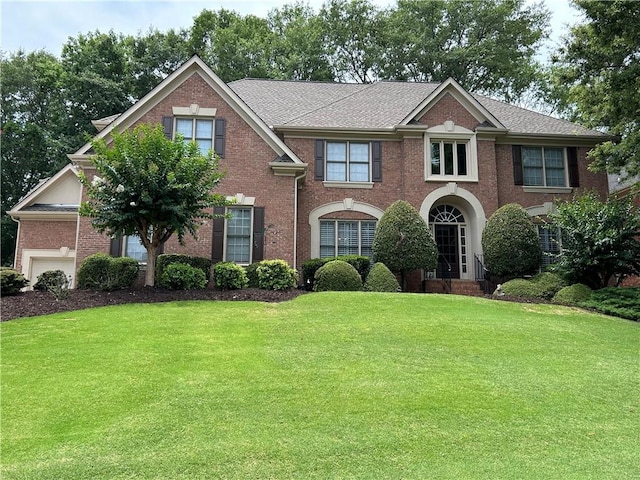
[2,293,638,479]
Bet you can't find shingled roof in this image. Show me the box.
[230,78,606,138]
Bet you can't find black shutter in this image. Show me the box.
[567,147,579,187]
[372,141,382,182]
[110,237,123,257]
[214,118,226,158]
[512,145,523,186]
[162,116,173,139]
[315,139,325,181]
[212,206,225,264]
[252,207,265,262]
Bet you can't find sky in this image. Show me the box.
[1,0,582,59]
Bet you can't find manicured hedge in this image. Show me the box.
[553,284,592,305]
[302,256,370,291]
[364,262,400,292]
[0,267,29,296]
[314,260,362,292]
[76,253,139,291]
[160,263,207,290]
[213,262,248,290]
[156,254,211,284]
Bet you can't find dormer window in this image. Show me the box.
[425,122,478,182]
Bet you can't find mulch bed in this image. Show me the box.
[1,287,307,321]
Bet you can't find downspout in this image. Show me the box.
[292,170,307,271]
[12,217,21,269]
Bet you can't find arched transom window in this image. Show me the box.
[429,204,465,223]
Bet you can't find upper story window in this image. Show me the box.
[315,139,382,187]
[522,147,565,187]
[513,145,579,189]
[176,118,214,155]
[424,122,478,182]
[320,220,376,259]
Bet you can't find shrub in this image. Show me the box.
[33,270,68,291]
[580,287,640,321]
[160,263,207,290]
[213,262,248,290]
[33,269,71,300]
[302,256,371,291]
[245,262,261,288]
[0,267,29,296]
[156,254,211,284]
[500,278,545,299]
[364,263,400,292]
[373,200,438,289]
[531,272,567,300]
[314,260,362,292]
[482,203,542,280]
[553,284,592,305]
[76,253,139,291]
[256,259,297,290]
[302,258,329,291]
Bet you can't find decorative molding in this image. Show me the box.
[322,181,374,189]
[172,105,217,117]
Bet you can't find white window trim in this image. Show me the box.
[325,140,372,184]
[521,146,569,188]
[223,206,253,265]
[319,219,377,258]
[424,123,478,182]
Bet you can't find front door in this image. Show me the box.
[434,224,460,279]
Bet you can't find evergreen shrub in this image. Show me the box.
[531,272,567,299]
[156,254,211,284]
[364,263,400,292]
[245,262,261,288]
[553,284,592,305]
[213,262,248,290]
[500,278,545,299]
[160,263,207,290]
[33,270,68,291]
[314,260,362,292]
[0,267,29,295]
[76,253,139,291]
[256,259,297,290]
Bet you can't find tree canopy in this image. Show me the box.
[79,124,228,286]
[551,0,640,179]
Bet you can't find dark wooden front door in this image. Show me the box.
[434,224,460,279]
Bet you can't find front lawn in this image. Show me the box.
[2,293,638,479]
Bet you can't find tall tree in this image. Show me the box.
[381,0,550,101]
[267,2,334,81]
[79,124,228,286]
[0,51,70,265]
[319,0,384,83]
[551,0,640,179]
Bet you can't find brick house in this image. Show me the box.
[9,55,610,292]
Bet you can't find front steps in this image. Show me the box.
[423,279,486,297]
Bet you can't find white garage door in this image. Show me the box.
[30,258,75,289]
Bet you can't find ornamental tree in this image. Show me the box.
[548,192,640,289]
[372,200,437,291]
[481,203,542,281]
[79,123,228,286]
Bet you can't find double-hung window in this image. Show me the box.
[429,140,468,176]
[175,118,214,155]
[522,147,566,187]
[320,220,376,258]
[326,141,370,182]
[124,235,147,263]
[225,208,252,264]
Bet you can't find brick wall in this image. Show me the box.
[14,219,77,271]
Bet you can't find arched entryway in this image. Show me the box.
[429,205,467,279]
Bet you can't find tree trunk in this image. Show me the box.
[145,244,158,286]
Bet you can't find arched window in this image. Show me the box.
[429,204,465,223]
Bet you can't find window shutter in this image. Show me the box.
[214,118,226,158]
[110,237,123,257]
[252,207,265,262]
[567,147,579,187]
[212,206,225,264]
[315,139,325,181]
[512,145,524,186]
[372,141,382,182]
[162,116,173,139]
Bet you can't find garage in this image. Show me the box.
[29,257,75,289]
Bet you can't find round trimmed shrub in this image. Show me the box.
[245,262,261,288]
[482,203,542,280]
[33,270,68,291]
[256,259,297,290]
[501,278,545,298]
[553,283,592,305]
[531,272,566,299]
[76,253,139,291]
[213,262,248,290]
[364,262,400,292]
[0,267,29,295]
[314,260,362,292]
[160,263,207,290]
